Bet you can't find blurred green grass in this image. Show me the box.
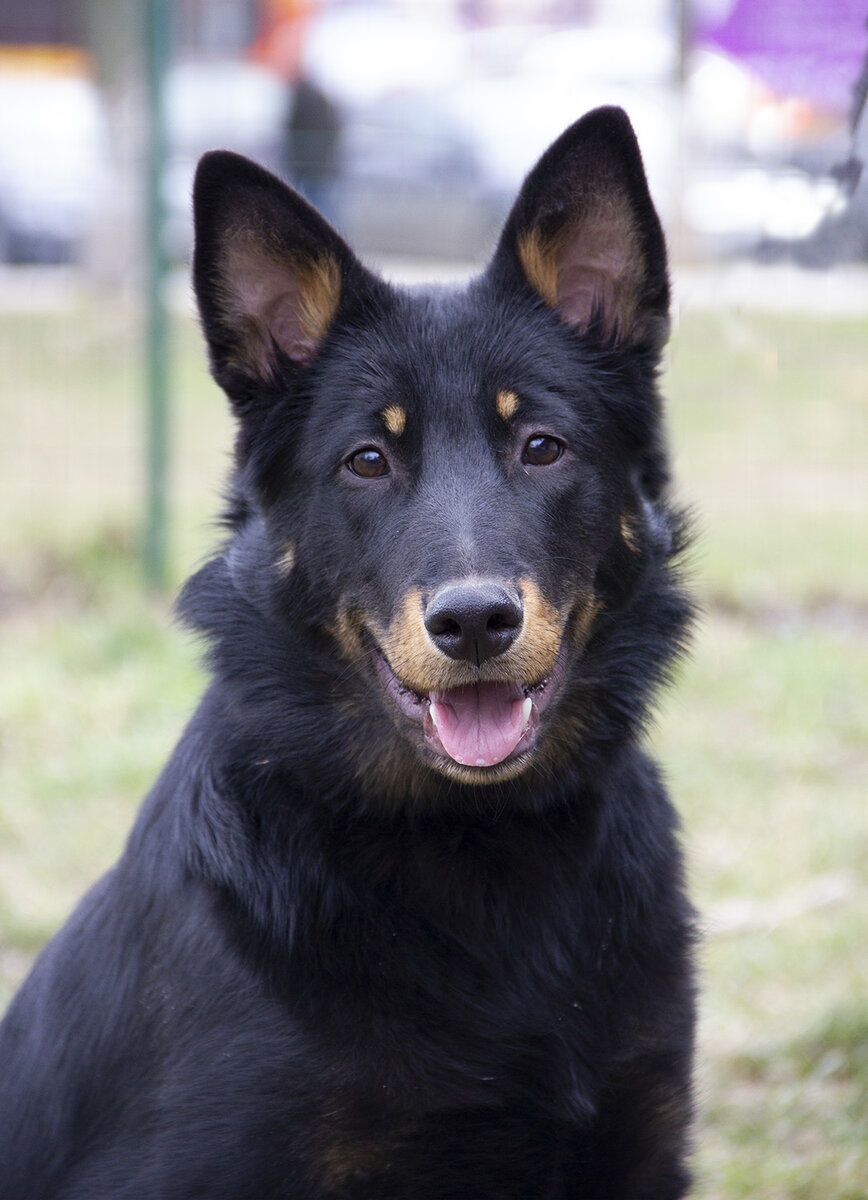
[0,295,866,1196]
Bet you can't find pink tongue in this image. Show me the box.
[430,683,525,767]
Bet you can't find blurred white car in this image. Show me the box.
[0,67,110,262]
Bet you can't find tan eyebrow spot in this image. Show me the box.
[381,405,406,436]
[496,389,520,421]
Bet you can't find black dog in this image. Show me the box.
[0,107,695,1198]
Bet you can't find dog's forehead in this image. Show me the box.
[308,281,585,461]
[346,284,558,419]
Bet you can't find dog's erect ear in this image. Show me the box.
[491,107,669,347]
[193,151,360,390]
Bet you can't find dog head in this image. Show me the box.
[189,107,686,799]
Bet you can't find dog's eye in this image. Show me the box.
[522,435,565,466]
[347,448,390,478]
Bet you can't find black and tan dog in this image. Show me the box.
[0,107,695,1198]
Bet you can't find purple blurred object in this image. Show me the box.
[699,0,868,115]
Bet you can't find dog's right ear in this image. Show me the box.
[193,151,368,401]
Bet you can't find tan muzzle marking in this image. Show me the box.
[374,577,568,694]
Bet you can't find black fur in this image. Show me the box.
[0,107,695,1198]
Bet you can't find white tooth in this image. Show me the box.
[429,701,440,730]
[521,696,532,728]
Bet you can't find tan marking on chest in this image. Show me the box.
[320,1134,393,1188]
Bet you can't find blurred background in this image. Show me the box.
[0,1,866,1194]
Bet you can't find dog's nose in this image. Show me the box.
[424,581,523,664]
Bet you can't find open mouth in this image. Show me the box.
[373,643,568,774]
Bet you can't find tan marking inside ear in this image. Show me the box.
[517,200,646,341]
[381,404,406,436]
[220,230,341,376]
[275,542,296,577]
[620,513,641,554]
[496,389,520,421]
[517,227,559,308]
[292,253,341,352]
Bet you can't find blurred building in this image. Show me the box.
[1,0,866,268]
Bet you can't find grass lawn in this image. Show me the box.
[1,286,866,1196]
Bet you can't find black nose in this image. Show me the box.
[424,581,523,665]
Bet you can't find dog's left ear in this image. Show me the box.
[490,106,669,348]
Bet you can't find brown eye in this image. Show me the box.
[347,448,390,478]
[522,435,565,466]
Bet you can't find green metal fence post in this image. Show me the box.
[143,0,171,589]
